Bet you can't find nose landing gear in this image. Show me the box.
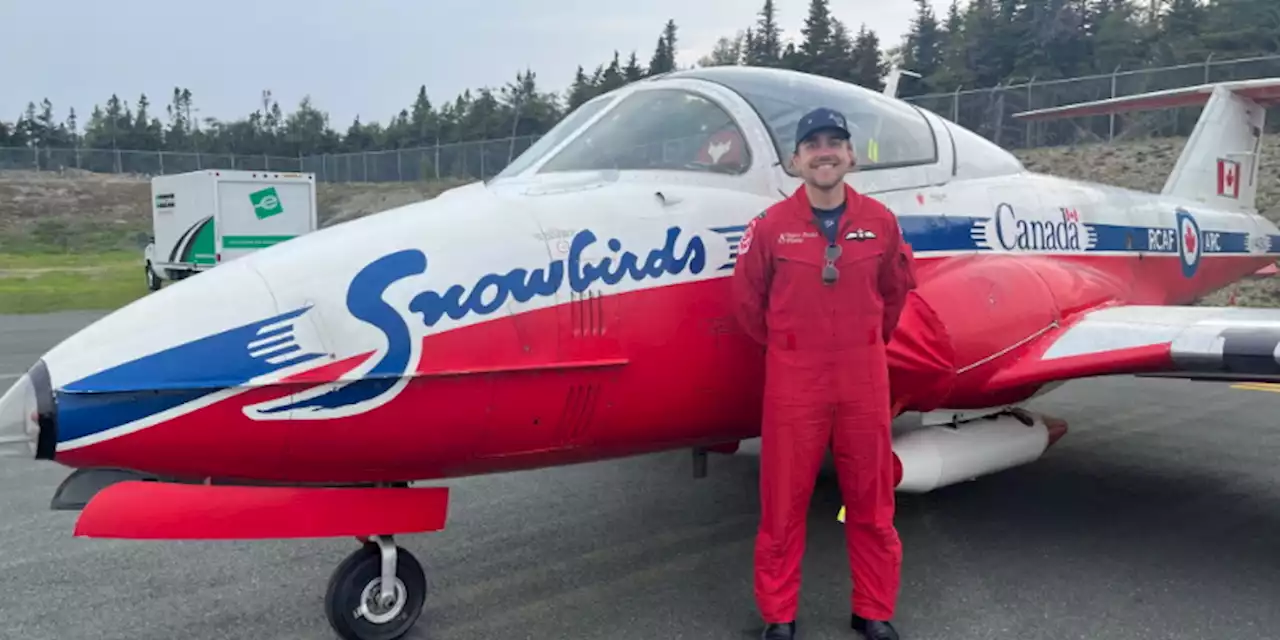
[324,535,428,640]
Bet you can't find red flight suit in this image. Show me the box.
[732,183,917,624]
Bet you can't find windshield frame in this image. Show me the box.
[670,68,941,177]
[490,92,621,181]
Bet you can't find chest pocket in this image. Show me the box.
[832,239,885,312]
[837,236,885,267]
[774,234,884,269]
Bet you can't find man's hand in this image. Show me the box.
[732,211,773,347]
[879,216,917,343]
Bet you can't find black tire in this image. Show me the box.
[324,543,427,640]
[144,263,161,291]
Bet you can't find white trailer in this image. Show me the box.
[143,169,318,290]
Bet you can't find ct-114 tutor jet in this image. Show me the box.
[3,66,1280,640]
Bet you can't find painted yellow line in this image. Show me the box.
[1231,382,1280,393]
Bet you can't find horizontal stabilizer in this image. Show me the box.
[984,305,1280,392]
[1012,76,1280,121]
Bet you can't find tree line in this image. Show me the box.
[1,0,1276,160]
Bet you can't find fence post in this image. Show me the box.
[952,86,961,123]
[1204,53,1215,83]
[1109,64,1122,142]
[1026,76,1036,149]
[991,83,1005,147]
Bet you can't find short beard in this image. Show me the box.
[807,174,845,190]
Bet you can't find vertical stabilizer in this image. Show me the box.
[1160,86,1265,212]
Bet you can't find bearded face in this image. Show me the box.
[792,129,855,189]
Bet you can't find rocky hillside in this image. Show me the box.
[1014,136,1280,218]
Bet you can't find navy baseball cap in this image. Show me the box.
[794,107,851,149]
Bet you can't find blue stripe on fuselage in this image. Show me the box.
[896,214,1266,255]
[55,306,327,443]
[897,215,985,252]
[713,215,1271,269]
[711,224,747,270]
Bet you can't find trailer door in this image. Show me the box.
[214,177,315,263]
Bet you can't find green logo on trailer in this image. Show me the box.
[249,187,284,220]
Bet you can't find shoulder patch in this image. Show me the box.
[887,208,902,234]
[740,213,764,256]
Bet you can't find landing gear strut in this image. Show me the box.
[324,534,427,640]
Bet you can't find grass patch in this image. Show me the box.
[0,250,138,269]
[0,221,151,256]
[0,251,146,314]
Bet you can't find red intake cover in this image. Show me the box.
[74,481,449,540]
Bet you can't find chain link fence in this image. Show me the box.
[902,53,1280,149]
[3,54,1279,183]
[298,135,539,183]
[0,145,305,176]
[0,135,541,184]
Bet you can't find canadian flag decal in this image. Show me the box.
[1218,158,1241,199]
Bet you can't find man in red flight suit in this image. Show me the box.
[732,107,917,640]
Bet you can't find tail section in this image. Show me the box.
[1014,77,1280,213]
[1161,85,1264,211]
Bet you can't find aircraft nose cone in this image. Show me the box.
[0,370,40,459]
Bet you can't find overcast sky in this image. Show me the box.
[2,0,950,133]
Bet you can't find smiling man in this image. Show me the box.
[731,107,918,640]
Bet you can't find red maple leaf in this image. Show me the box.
[1184,225,1197,254]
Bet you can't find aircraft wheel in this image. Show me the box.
[144,263,161,291]
[324,537,427,640]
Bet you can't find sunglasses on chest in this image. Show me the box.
[810,215,843,285]
[823,242,841,285]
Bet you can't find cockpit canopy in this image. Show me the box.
[495,66,939,180]
[674,67,939,173]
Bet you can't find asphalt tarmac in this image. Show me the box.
[2,311,1280,640]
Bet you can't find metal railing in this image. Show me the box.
[3,53,1278,183]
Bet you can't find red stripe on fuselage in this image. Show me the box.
[282,350,375,383]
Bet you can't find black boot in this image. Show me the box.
[761,621,797,639]
[851,613,899,640]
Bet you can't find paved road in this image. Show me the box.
[2,312,1280,640]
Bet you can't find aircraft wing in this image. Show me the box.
[982,304,1280,392]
